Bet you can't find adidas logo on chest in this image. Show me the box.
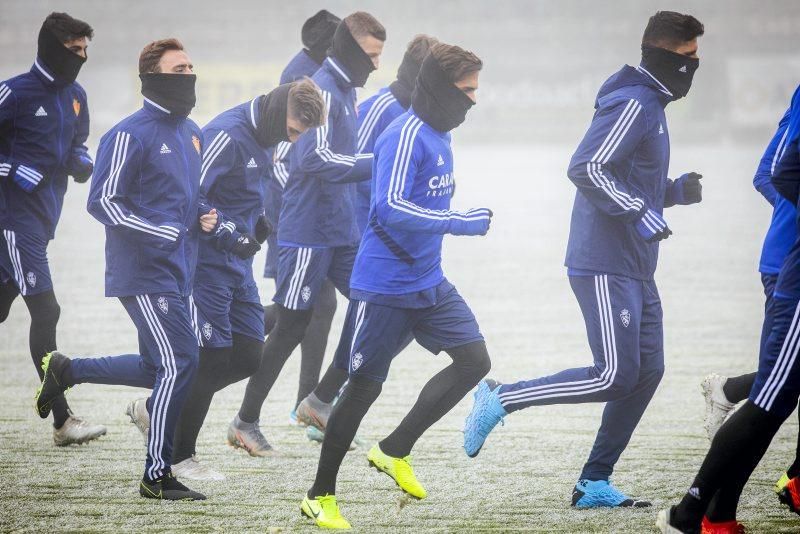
[436,154,445,166]
[160,143,172,154]
[35,106,47,117]
[247,157,258,168]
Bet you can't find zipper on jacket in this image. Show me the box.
[176,123,192,295]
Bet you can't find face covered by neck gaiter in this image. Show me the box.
[328,22,375,87]
[389,51,422,109]
[640,44,699,99]
[302,9,341,65]
[255,83,293,148]
[37,26,86,85]
[140,73,197,117]
[411,54,475,132]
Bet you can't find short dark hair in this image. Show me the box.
[138,38,184,74]
[406,35,439,64]
[288,78,326,128]
[43,12,93,42]
[430,43,482,84]
[343,12,386,42]
[642,11,704,48]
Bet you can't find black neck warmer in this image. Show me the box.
[255,83,292,148]
[640,45,699,100]
[140,73,197,118]
[328,22,375,87]
[412,54,474,132]
[389,50,421,109]
[302,10,340,65]
[37,26,86,85]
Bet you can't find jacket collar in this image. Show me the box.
[248,95,262,132]
[635,65,673,99]
[142,97,181,121]
[323,57,355,91]
[31,58,57,86]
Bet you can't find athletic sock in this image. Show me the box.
[672,401,784,529]
[173,347,230,464]
[380,341,491,458]
[238,306,311,423]
[309,376,382,497]
[314,364,349,404]
[722,373,756,404]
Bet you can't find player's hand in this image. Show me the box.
[200,208,218,233]
[673,172,702,205]
[448,208,493,236]
[69,152,94,183]
[229,232,261,259]
[634,208,672,243]
[155,224,188,251]
[254,214,272,244]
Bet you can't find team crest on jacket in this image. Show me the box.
[26,271,37,287]
[192,135,201,155]
[620,308,630,328]
[301,286,311,303]
[157,296,169,314]
[73,98,80,116]
[352,352,363,371]
[202,322,213,340]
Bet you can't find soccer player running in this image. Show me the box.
[296,34,439,444]
[228,12,384,454]
[0,12,105,445]
[657,87,800,534]
[34,39,215,501]
[464,11,705,508]
[162,80,324,479]
[264,9,342,427]
[300,43,492,530]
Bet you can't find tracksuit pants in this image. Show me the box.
[497,274,665,480]
[70,293,199,481]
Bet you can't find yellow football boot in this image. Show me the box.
[367,444,427,499]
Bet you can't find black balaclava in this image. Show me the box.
[411,54,475,132]
[389,51,422,109]
[302,10,341,65]
[640,45,699,99]
[140,73,197,117]
[37,25,86,85]
[328,22,375,88]
[255,83,293,148]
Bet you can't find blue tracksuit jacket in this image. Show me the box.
[278,57,373,248]
[0,60,90,239]
[197,97,270,287]
[350,111,491,295]
[280,49,322,84]
[756,108,797,275]
[87,99,203,297]
[355,87,405,231]
[565,65,685,281]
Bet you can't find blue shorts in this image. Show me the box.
[190,281,264,347]
[332,280,483,382]
[273,244,356,310]
[0,229,52,296]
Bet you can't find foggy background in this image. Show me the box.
[2,0,798,146]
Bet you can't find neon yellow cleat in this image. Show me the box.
[300,494,351,529]
[367,444,427,500]
[776,472,791,494]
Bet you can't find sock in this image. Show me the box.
[296,281,337,408]
[309,376,382,497]
[23,291,70,428]
[314,364,349,404]
[722,373,756,404]
[238,306,311,423]
[214,334,263,391]
[380,341,491,458]
[672,401,785,530]
[172,346,230,464]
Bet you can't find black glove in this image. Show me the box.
[69,151,94,183]
[254,214,273,244]
[674,172,702,205]
[217,230,261,259]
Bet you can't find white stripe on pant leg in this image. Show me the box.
[499,275,618,404]
[3,230,27,296]
[289,248,312,310]
[756,301,800,410]
[755,301,800,407]
[348,301,366,371]
[284,248,308,309]
[188,295,203,347]
[498,275,612,402]
[136,295,177,479]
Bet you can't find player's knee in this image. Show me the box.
[344,374,383,404]
[31,295,61,328]
[274,306,312,344]
[606,372,638,397]
[233,334,263,377]
[263,303,277,334]
[450,341,492,382]
[312,283,338,320]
